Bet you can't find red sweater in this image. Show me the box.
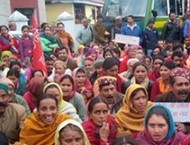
[82,115,117,145]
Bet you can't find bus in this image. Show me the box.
[102,0,190,32]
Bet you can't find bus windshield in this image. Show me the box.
[104,0,148,17]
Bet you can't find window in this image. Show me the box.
[74,3,85,24]
[154,0,168,16]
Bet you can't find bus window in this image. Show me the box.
[169,0,183,16]
[120,0,148,17]
[105,0,148,17]
[154,0,168,16]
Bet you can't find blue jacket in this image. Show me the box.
[183,19,190,38]
[121,24,143,44]
[143,27,159,50]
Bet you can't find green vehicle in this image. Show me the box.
[102,0,190,32]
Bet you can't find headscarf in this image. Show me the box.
[58,74,76,102]
[73,67,92,93]
[28,77,46,97]
[55,119,90,145]
[136,104,185,145]
[115,84,153,136]
[1,50,12,61]
[43,82,66,111]
[144,104,176,140]
[0,77,15,88]
[19,112,71,145]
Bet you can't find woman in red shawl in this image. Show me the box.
[23,77,48,111]
[82,97,117,145]
[0,25,19,57]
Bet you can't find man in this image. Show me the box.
[0,83,26,144]
[121,15,142,44]
[143,18,159,56]
[93,14,108,44]
[162,12,181,42]
[76,18,93,46]
[84,56,95,78]
[55,47,77,71]
[95,76,123,115]
[110,16,123,40]
[171,50,187,68]
[0,77,30,116]
[45,55,54,82]
[155,67,190,133]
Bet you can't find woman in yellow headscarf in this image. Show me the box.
[19,94,71,145]
[55,119,90,145]
[0,50,12,70]
[115,84,153,138]
[43,82,82,122]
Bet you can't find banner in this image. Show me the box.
[115,34,140,45]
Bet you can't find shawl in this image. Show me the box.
[43,82,66,111]
[55,119,90,145]
[28,77,46,97]
[115,84,153,136]
[136,104,185,145]
[83,115,117,145]
[131,77,150,89]
[19,112,71,145]
[159,79,171,94]
[73,67,92,93]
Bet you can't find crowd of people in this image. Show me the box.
[0,10,190,145]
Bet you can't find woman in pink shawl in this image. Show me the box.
[136,105,186,145]
[73,67,92,97]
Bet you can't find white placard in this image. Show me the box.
[155,103,190,123]
[115,34,140,45]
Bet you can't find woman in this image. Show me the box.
[0,25,19,56]
[82,97,117,145]
[19,25,33,63]
[44,82,81,122]
[151,61,175,101]
[7,69,26,96]
[0,50,13,70]
[55,119,90,145]
[59,74,86,121]
[31,69,45,78]
[103,48,114,59]
[124,62,153,98]
[19,94,71,145]
[23,77,48,112]
[136,104,186,145]
[56,22,74,57]
[115,84,153,137]
[40,25,59,55]
[54,60,71,83]
[73,67,92,95]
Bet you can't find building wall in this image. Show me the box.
[85,5,96,24]
[10,0,46,25]
[46,3,73,24]
[0,0,11,25]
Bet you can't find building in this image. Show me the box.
[45,0,104,24]
[0,0,46,26]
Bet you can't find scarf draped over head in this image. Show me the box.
[144,104,176,140]
[115,84,153,136]
[19,112,71,145]
[43,82,66,111]
[1,50,12,61]
[28,77,46,98]
[54,119,90,145]
[131,77,150,89]
[73,67,92,93]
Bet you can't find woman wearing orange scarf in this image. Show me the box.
[150,61,175,101]
[19,94,71,145]
[56,22,74,57]
[115,84,153,138]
